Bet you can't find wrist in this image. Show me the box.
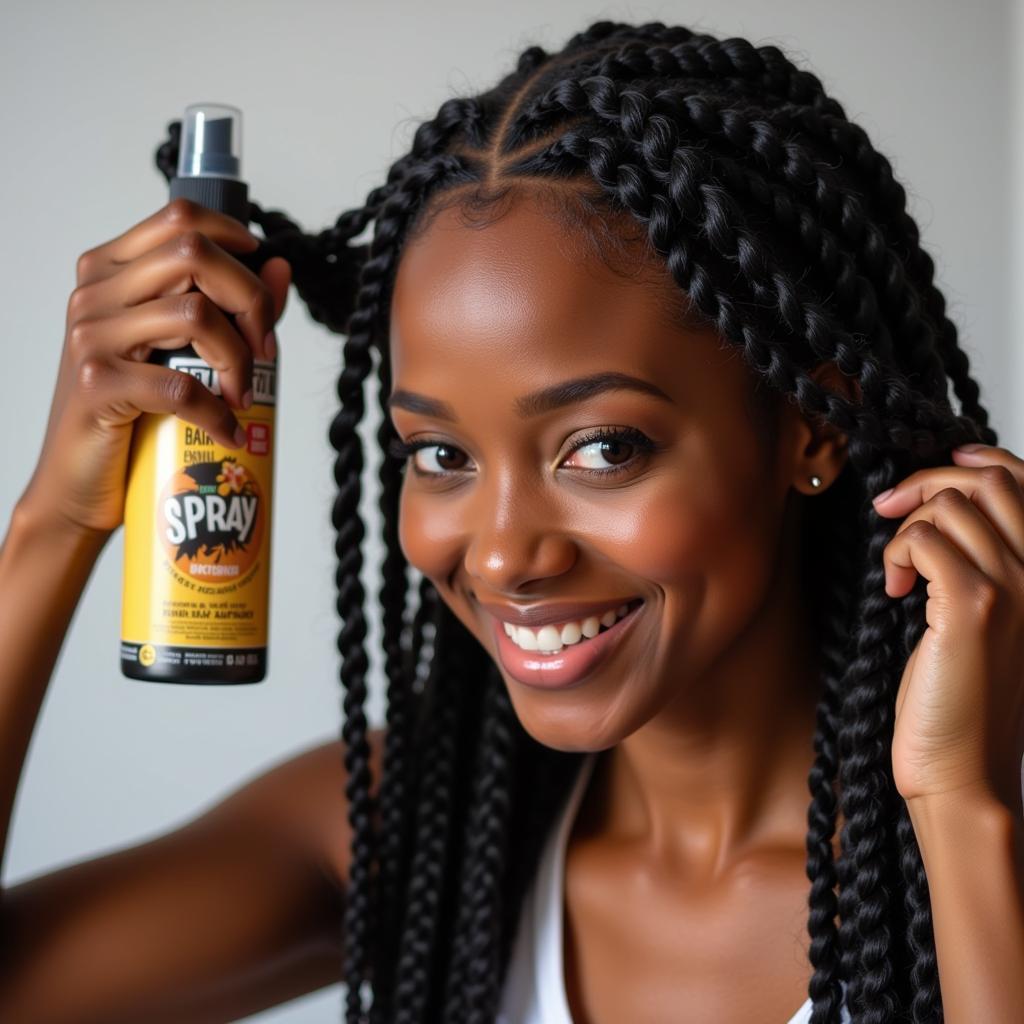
[906,783,1017,840]
[906,775,1023,824]
[9,493,114,550]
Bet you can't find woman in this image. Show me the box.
[1,18,1022,1024]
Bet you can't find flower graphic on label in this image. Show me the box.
[158,456,264,580]
[216,460,249,496]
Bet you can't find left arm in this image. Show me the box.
[871,442,1024,1022]
[907,788,1024,1023]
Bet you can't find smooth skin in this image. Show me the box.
[389,191,857,1023]
[0,189,856,1023]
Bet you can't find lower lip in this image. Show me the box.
[491,601,645,690]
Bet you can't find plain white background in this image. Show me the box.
[1,1,1020,1020]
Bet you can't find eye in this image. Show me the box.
[385,425,659,480]
[561,426,657,477]
[387,437,470,476]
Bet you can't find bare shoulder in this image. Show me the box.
[224,727,388,894]
[0,728,389,1020]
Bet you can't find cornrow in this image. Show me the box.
[153,19,996,1022]
[505,77,972,449]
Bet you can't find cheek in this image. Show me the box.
[598,473,757,587]
[398,487,463,583]
[637,466,782,673]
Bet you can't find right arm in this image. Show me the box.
[0,199,377,1022]
[0,741,388,1024]
[0,504,111,876]
[0,502,383,1023]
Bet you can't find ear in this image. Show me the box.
[783,360,861,495]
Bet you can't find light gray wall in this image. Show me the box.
[0,1,1017,1020]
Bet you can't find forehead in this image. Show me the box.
[387,191,754,411]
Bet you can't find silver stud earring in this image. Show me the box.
[809,475,822,489]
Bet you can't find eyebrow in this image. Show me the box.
[387,371,675,422]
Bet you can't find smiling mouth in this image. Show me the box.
[490,598,646,691]
[499,597,644,654]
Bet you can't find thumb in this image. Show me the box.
[260,256,292,325]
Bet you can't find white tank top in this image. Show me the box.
[496,753,852,1023]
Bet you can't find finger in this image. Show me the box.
[873,464,1024,563]
[950,443,1024,475]
[68,294,253,410]
[74,229,274,363]
[83,356,246,450]
[883,517,990,602]
[260,256,292,325]
[875,445,1024,514]
[887,487,1017,590]
[77,198,260,287]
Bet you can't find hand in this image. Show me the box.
[17,198,292,538]
[872,444,1024,813]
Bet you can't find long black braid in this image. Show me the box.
[155,19,998,1023]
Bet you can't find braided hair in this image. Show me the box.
[156,19,995,1023]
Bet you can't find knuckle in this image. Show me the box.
[76,248,99,284]
[903,519,933,542]
[76,355,109,395]
[177,290,212,327]
[978,464,1016,490]
[164,368,199,407]
[970,579,1002,618]
[174,228,208,262]
[66,284,92,320]
[165,197,202,227]
[66,318,96,357]
[933,486,965,509]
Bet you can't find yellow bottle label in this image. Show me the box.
[121,354,276,683]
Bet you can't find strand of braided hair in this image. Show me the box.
[155,20,996,1022]
[400,26,982,1022]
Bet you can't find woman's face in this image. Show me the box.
[388,192,820,752]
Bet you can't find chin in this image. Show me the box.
[500,678,639,754]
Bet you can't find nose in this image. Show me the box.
[462,481,577,595]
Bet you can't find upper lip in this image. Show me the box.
[477,596,642,629]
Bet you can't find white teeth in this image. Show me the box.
[515,627,538,651]
[536,625,562,651]
[503,602,638,654]
[560,621,582,645]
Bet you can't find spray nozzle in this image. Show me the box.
[176,103,243,180]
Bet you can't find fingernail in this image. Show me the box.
[241,388,253,410]
[872,487,895,505]
[954,443,985,453]
[234,423,248,448]
[264,330,277,360]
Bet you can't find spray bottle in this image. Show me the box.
[120,102,276,685]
